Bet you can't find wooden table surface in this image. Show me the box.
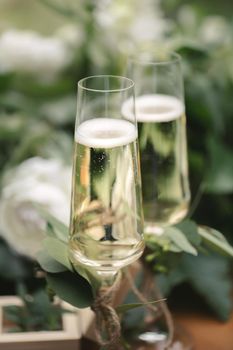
[174,311,233,350]
[81,311,233,349]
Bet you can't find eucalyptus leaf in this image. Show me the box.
[34,203,69,242]
[158,253,232,321]
[183,254,232,321]
[116,299,165,314]
[43,237,73,271]
[205,227,229,244]
[176,42,209,61]
[198,226,233,257]
[168,243,183,253]
[175,219,201,246]
[37,249,68,273]
[47,271,93,308]
[72,262,102,292]
[157,268,187,296]
[164,227,198,256]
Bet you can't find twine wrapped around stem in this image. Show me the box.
[91,273,122,350]
[125,265,174,349]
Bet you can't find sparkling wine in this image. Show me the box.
[122,94,190,232]
[69,118,144,271]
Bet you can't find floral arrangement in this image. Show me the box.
[0,0,232,347]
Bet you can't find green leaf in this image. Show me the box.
[168,243,182,253]
[158,253,232,321]
[3,306,22,326]
[116,299,165,314]
[205,227,229,244]
[176,42,209,62]
[164,227,198,256]
[46,271,93,308]
[33,203,69,242]
[157,268,187,296]
[198,226,233,257]
[42,237,101,293]
[37,249,68,273]
[183,254,232,321]
[175,219,201,246]
[72,262,102,292]
[43,237,73,271]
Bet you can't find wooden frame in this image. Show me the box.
[0,296,81,350]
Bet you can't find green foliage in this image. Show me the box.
[158,253,232,321]
[164,227,198,255]
[145,219,233,274]
[35,207,94,307]
[0,0,232,324]
[46,271,93,309]
[34,203,69,242]
[43,237,73,271]
[198,226,233,257]
[37,249,68,273]
[4,283,68,332]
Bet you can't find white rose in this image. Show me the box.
[95,0,170,48]
[56,24,85,49]
[199,16,231,45]
[0,157,72,259]
[0,29,71,78]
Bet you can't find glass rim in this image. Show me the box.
[78,75,135,93]
[128,50,182,66]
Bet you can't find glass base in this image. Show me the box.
[127,325,193,350]
[69,239,145,273]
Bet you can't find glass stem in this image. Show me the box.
[97,270,119,288]
[92,270,122,349]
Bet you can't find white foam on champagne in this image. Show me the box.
[75,118,137,148]
[122,94,184,123]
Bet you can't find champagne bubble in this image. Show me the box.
[122,94,184,123]
[75,118,137,148]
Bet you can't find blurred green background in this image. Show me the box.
[0,0,232,321]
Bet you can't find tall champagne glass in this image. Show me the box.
[123,51,191,235]
[69,75,145,348]
[69,75,144,284]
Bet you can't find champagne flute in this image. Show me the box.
[68,76,145,347]
[123,51,191,235]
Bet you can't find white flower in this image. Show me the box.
[0,29,71,78]
[199,16,231,45]
[0,157,72,259]
[56,24,85,49]
[95,0,170,49]
[128,0,170,43]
